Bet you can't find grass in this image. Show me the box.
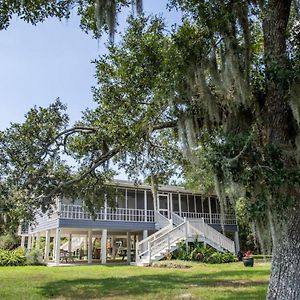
[0,261,270,300]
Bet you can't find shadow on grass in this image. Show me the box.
[38,268,269,299]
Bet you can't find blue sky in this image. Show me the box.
[0,1,181,130]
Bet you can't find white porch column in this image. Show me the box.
[111,236,116,260]
[54,228,61,266]
[27,235,32,251]
[44,230,51,262]
[127,232,131,263]
[208,197,212,223]
[101,229,107,264]
[234,231,240,253]
[144,190,147,222]
[68,233,72,253]
[20,236,25,249]
[104,199,108,220]
[36,232,41,249]
[88,230,93,264]
[32,234,36,249]
[143,230,148,240]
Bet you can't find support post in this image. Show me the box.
[127,232,131,263]
[208,197,212,223]
[184,217,188,248]
[68,233,72,253]
[234,231,240,253]
[27,235,32,251]
[144,190,147,222]
[54,228,61,266]
[44,230,51,262]
[20,236,25,249]
[36,232,41,249]
[142,230,148,253]
[111,236,116,260]
[88,230,92,264]
[101,229,107,264]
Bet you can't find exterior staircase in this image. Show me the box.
[135,212,235,266]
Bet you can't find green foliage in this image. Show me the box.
[0,100,71,230]
[0,0,142,40]
[173,241,236,264]
[0,233,20,250]
[0,248,26,266]
[26,248,44,265]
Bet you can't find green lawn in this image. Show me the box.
[0,262,270,300]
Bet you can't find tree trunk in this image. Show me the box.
[261,0,300,298]
[267,204,300,299]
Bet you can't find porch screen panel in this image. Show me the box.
[137,190,145,209]
[147,191,154,210]
[116,188,126,208]
[203,197,209,213]
[127,189,136,209]
[210,197,217,213]
[172,193,179,212]
[188,195,195,212]
[195,196,202,213]
[216,198,220,213]
[181,194,188,212]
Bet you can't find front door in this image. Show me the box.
[158,194,169,218]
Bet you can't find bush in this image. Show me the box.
[0,248,26,266]
[173,241,236,264]
[0,234,20,250]
[26,248,45,265]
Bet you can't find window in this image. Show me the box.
[127,189,136,209]
[195,196,202,213]
[147,191,154,210]
[172,193,179,212]
[203,197,209,213]
[188,195,195,212]
[158,195,168,210]
[137,190,145,209]
[116,188,126,208]
[181,194,188,212]
[210,197,217,213]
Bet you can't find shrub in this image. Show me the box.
[26,248,45,265]
[173,241,236,264]
[0,248,26,266]
[0,234,20,250]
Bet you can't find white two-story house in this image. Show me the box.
[19,180,239,266]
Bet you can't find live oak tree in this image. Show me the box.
[1,0,300,298]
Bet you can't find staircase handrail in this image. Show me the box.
[188,219,235,253]
[137,221,187,261]
[155,211,171,228]
[171,212,184,226]
[149,222,187,258]
[136,223,173,253]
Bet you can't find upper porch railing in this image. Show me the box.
[60,205,155,222]
[58,205,236,225]
[174,211,237,225]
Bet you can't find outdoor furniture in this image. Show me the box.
[60,250,75,263]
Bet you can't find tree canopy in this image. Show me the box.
[1,0,300,298]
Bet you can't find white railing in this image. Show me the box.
[174,212,237,225]
[188,219,235,253]
[60,205,155,222]
[150,222,186,258]
[171,212,185,226]
[155,211,171,228]
[137,221,187,263]
[136,223,173,259]
[136,213,236,264]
